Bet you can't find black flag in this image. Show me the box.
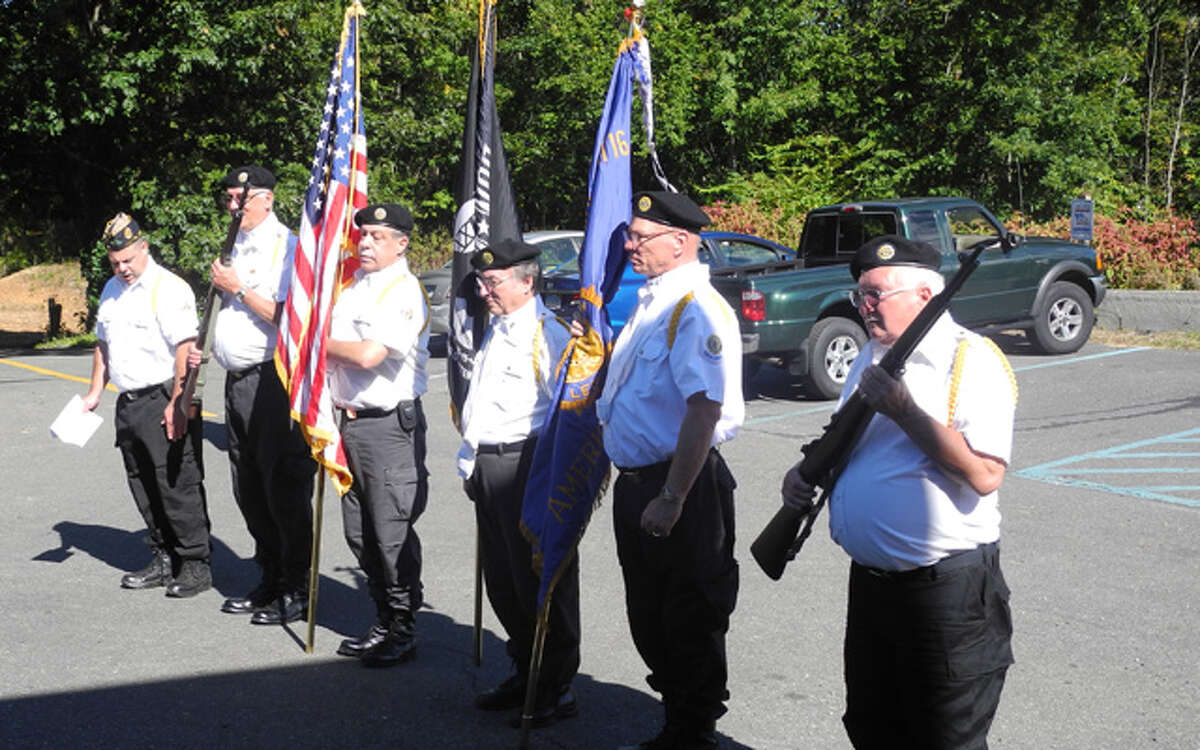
[449,0,523,426]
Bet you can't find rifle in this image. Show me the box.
[750,235,1011,580]
[177,182,250,420]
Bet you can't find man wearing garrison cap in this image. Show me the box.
[779,234,1018,749]
[82,213,213,598]
[597,191,745,750]
[324,203,431,666]
[192,164,317,625]
[459,237,581,728]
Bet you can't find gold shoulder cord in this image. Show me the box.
[666,292,695,350]
[946,336,1019,426]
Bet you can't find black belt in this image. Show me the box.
[859,542,998,582]
[476,437,531,456]
[228,360,270,381]
[616,459,672,484]
[343,399,416,420]
[119,379,170,401]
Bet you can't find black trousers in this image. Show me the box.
[613,449,739,729]
[224,362,315,591]
[114,381,210,568]
[843,542,1014,750]
[470,439,581,694]
[340,400,428,616]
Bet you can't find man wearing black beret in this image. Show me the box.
[459,236,581,728]
[192,164,318,625]
[325,203,431,666]
[780,233,1017,749]
[598,190,745,750]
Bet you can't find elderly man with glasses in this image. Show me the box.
[780,234,1018,750]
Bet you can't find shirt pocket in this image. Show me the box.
[633,337,669,399]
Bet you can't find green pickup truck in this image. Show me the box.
[712,197,1107,399]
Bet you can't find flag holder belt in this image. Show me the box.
[118,379,172,402]
[228,360,271,381]
[476,437,532,456]
[856,542,998,582]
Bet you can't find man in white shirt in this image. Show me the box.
[598,191,744,750]
[83,212,212,598]
[460,238,580,728]
[780,235,1017,749]
[198,165,317,625]
[326,203,430,667]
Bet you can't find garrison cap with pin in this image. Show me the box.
[354,203,414,233]
[632,190,711,232]
[102,212,143,252]
[850,234,942,280]
[218,165,277,190]
[471,237,541,272]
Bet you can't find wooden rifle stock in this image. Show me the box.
[178,184,250,417]
[750,236,1007,580]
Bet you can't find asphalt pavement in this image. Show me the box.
[1,332,1197,749]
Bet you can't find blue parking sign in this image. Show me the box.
[1070,198,1094,242]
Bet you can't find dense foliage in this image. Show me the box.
[2,0,1199,305]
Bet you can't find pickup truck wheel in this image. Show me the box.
[804,318,866,400]
[1030,281,1094,354]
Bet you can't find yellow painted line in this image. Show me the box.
[0,357,219,418]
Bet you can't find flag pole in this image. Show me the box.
[305,473,326,653]
[518,601,552,748]
[473,531,484,665]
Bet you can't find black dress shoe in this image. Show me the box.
[165,560,212,598]
[337,623,389,658]
[475,673,527,711]
[250,591,308,625]
[361,610,416,667]
[221,582,278,614]
[508,686,577,729]
[121,548,171,589]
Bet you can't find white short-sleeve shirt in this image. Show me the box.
[212,212,294,371]
[829,313,1017,570]
[95,256,199,393]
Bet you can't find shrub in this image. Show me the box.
[703,199,806,249]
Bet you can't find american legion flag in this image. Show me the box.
[519,32,652,614]
[273,1,365,495]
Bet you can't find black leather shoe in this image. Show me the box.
[361,611,417,667]
[250,591,308,625]
[337,623,389,658]
[508,686,577,729]
[475,673,527,711]
[165,560,212,598]
[121,548,171,589]
[221,582,278,614]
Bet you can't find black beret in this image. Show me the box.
[219,165,276,190]
[632,190,710,232]
[471,237,540,272]
[354,203,414,232]
[102,212,143,252]
[850,234,942,280]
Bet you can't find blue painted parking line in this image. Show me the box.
[1015,428,1200,508]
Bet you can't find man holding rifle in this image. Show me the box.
[193,165,317,625]
[780,235,1017,750]
[83,213,212,598]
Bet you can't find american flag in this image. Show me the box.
[273,1,365,495]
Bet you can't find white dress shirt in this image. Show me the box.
[95,256,198,393]
[597,261,744,468]
[457,296,571,478]
[212,212,294,371]
[328,257,430,410]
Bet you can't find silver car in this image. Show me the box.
[418,230,584,336]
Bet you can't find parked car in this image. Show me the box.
[539,231,796,330]
[418,230,583,335]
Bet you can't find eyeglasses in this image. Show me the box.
[476,273,513,293]
[848,285,920,307]
[623,228,674,249]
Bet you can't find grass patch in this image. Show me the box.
[35,332,97,350]
[1091,327,1200,350]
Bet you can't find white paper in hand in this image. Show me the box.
[50,395,104,447]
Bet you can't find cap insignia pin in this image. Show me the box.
[877,243,895,261]
[638,196,652,211]
[374,207,386,220]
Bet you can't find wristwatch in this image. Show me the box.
[235,286,247,303]
[658,485,684,505]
